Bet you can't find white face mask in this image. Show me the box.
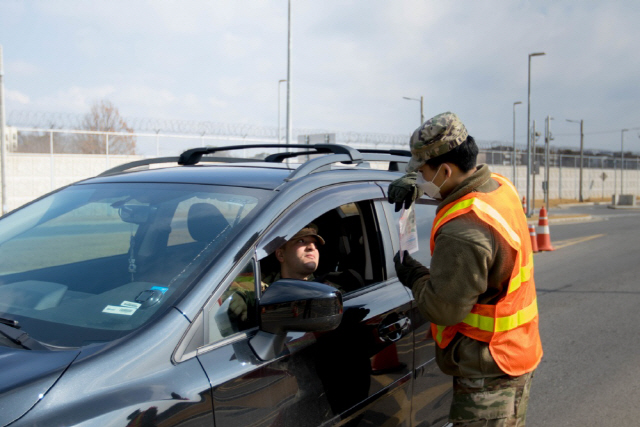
[416,165,448,200]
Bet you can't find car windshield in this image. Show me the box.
[0,182,272,348]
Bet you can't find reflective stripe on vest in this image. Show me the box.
[429,173,542,376]
[462,297,538,333]
[433,197,521,247]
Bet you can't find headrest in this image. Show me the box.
[187,203,230,243]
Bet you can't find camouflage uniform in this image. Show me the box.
[392,112,538,426]
[450,372,534,426]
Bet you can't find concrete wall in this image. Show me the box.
[1,153,142,212]
[491,164,639,202]
[1,153,638,213]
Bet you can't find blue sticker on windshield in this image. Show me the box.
[151,286,169,294]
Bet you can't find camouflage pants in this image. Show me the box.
[449,371,534,426]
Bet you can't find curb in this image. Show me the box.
[528,215,594,225]
[606,205,640,210]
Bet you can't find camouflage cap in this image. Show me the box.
[288,223,325,246]
[406,112,469,172]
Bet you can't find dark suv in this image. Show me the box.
[0,144,451,427]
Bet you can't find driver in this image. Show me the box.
[226,224,328,325]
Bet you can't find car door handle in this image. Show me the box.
[378,316,411,343]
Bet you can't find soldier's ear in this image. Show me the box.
[275,248,285,263]
[443,163,453,178]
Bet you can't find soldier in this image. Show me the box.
[389,112,542,426]
[227,224,327,325]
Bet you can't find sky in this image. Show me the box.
[2,0,640,153]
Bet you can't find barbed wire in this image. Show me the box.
[7,110,415,146]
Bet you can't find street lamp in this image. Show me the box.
[403,96,424,126]
[277,79,286,144]
[512,101,522,185]
[566,119,584,202]
[621,128,628,195]
[526,52,545,217]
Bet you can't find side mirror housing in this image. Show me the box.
[250,279,343,360]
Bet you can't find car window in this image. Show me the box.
[205,258,258,344]
[259,198,385,295]
[168,195,259,246]
[0,183,271,347]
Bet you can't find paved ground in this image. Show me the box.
[527,205,640,426]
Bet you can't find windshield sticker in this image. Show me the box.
[121,301,142,309]
[103,305,138,316]
[151,286,169,294]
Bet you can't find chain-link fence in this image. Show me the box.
[2,127,639,213]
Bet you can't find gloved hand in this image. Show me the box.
[227,291,249,322]
[394,251,429,289]
[388,172,420,212]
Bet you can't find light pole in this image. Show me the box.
[512,101,522,185]
[526,52,545,217]
[285,0,293,145]
[402,96,424,126]
[566,119,584,202]
[531,120,538,210]
[277,79,286,144]
[621,128,628,195]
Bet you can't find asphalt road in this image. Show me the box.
[527,205,640,426]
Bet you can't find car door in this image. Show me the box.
[194,182,416,427]
[377,185,453,427]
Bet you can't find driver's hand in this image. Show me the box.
[228,292,248,322]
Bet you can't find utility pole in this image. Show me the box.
[579,120,584,202]
[621,128,628,195]
[544,116,554,210]
[532,120,537,211]
[512,101,522,185]
[402,96,424,126]
[566,119,584,202]
[526,52,545,217]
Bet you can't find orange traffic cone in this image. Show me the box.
[528,224,539,253]
[522,196,527,213]
[536,206,555,251]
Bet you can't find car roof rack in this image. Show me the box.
[99,143,409,178]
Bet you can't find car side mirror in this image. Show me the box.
[249,279,343,360]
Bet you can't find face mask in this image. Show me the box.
[416,165,448,200]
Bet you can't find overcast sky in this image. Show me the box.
[2,1,640,153]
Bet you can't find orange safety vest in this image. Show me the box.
[429,173,542,376]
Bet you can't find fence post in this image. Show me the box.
[559,154,562,200]
[50,130,55,191]
[106,133,110,168]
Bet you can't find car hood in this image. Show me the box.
[0,346,79,427]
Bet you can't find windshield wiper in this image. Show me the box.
[0,317,48,351]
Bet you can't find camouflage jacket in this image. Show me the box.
[411,164,517,378]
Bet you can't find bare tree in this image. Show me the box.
[75,100,136,154]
